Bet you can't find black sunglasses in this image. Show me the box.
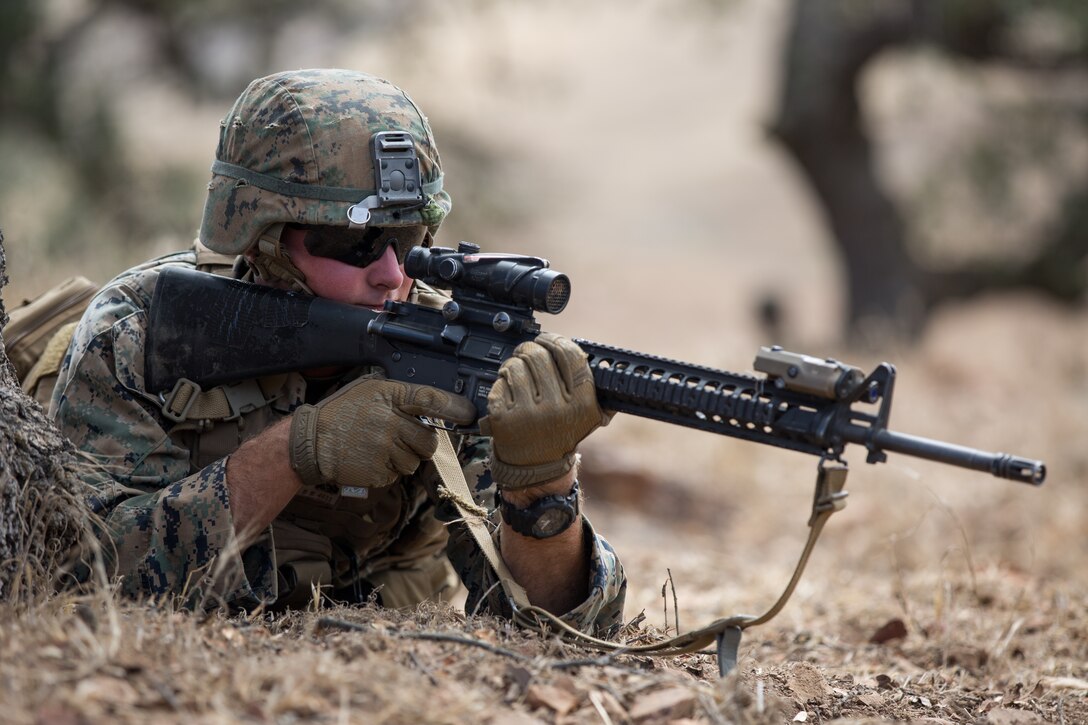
[291,224,429,268]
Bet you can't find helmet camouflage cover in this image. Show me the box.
[200,68,450,255]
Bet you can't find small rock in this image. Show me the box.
[525,683,578,716]
[857,691,885,707]
[629,686,696,722]
[869,618,908,644]
[786,662,831,702]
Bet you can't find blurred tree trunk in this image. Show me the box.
[770,1,922,340]
[0,231,90,603]
[771,0,1088,342]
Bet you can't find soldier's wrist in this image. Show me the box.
[490,452,577,492]
[500,473,579,507]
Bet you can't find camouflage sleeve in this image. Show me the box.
[438,436,627,636]
[51,275,275,608]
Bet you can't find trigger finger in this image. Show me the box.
[398,384,477,426]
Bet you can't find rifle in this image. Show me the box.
[145,243,1045,674]
[145,243,1046,486]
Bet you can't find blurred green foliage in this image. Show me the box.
[0,0,422,260]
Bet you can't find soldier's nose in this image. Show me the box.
[366,244,406,290]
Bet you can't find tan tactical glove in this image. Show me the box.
[479,332,611,490]
[290,377,477,489]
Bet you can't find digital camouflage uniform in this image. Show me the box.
[49,68,626,635]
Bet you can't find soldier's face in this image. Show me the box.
[280,225,414,309]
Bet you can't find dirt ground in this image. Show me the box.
[2,2,1085,722]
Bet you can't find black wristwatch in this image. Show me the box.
[499,480,581,539]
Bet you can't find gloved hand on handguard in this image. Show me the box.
[480,332,611,490]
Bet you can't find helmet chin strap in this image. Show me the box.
[248,223,315,295]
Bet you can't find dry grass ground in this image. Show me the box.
[2,569,1083,725]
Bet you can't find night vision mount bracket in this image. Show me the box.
[347,131,425,227]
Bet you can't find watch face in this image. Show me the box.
[533,507,575,538]
[501,480,581,539]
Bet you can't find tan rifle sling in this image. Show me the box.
[430,431,532,608]
[430,429,850,675]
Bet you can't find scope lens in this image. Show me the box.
[545,275,571,314]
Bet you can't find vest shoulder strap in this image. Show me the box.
[159,375,289,424]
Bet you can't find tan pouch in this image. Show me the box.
[3,276,99,397]
[270,520,335,608]
[368,553,461,609]
[23,320,80,407]
[361,507,464,608]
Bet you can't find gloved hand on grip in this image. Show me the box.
[290,376,477,489]
[480,332,611,490]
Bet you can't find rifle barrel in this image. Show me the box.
[844,425,1046,485]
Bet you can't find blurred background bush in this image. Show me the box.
[2,0,1086,346]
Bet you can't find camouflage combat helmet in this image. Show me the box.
[199,68,450,256]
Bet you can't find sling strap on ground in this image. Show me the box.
[429,432,850,677]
